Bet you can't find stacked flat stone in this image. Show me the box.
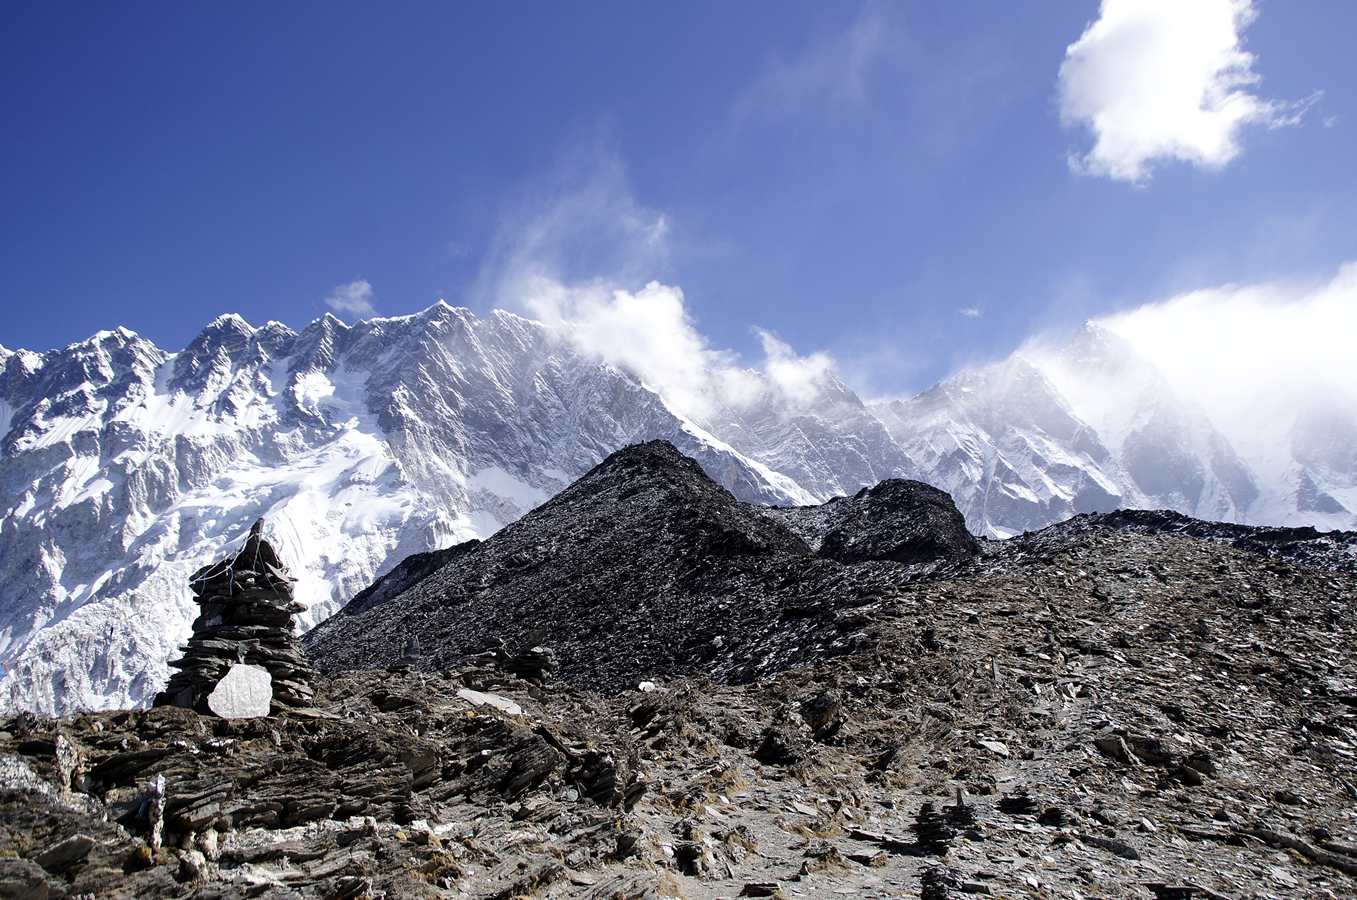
[154,520,316,714]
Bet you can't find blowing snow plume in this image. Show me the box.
[1021,262,1357,530]
[1097,264,1357,467]
[476,142,846,425]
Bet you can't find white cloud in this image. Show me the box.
[521,276,844,421]
[1057,0,1315,182]
[481,143,845,422]
[477,140,672,308]
[524,278,726,420]
[325,280,376,319]
[755,329,836,405]
[1095,263,1357,461]
[958,307,983,319]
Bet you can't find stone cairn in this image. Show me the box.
[153,520,316,717]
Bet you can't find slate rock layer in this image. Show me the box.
[154,522,316,714]
[304,441,970,692]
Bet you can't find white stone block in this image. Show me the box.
[455,687,522,716]
[207,663,273,719]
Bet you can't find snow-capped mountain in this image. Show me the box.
[0,304,811,715]
[871,356,1124,536]
[1029,324,1258,523]
[1,311,1352,715]
[697,369,915,501]
[872,322,1347,537]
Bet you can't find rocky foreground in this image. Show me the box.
[3,443,1356,898]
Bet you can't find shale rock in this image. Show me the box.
[305,441,935,691]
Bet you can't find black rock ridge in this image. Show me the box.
[303,440,980,690]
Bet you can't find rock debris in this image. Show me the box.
[1,441,1355,898]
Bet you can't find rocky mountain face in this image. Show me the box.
[869,324,1274,538]
[2,311,1354,715]
[872,357,1125,536]
[697,372,915,501]
[1031,324,1260,523]
[3,444,1355,898]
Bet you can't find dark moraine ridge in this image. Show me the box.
[303,440,979,690]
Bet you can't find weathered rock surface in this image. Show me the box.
[766,477,980,566]
[205,664,273,720]
[342,539,481,618]
[3,444,1356,898]
[1061,507,1357,576]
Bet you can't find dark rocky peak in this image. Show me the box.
[302,442,877,690]
[769,479,980,566]
[551,440,810,557]
[303,441,974,695]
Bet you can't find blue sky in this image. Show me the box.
[2,1,1354,394]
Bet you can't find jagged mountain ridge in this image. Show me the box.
[1,309,1353,714]
[0,306,814,715]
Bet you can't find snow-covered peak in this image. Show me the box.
[1027,324,1257,521]
[204,311,257,333]
[0,304,817,715]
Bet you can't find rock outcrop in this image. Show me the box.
[766,478,981,566]
[153,522,315,715]
[3,506,1356,898]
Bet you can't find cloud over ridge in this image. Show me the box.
[1095,262,1357,462]
[325,280,377,319]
